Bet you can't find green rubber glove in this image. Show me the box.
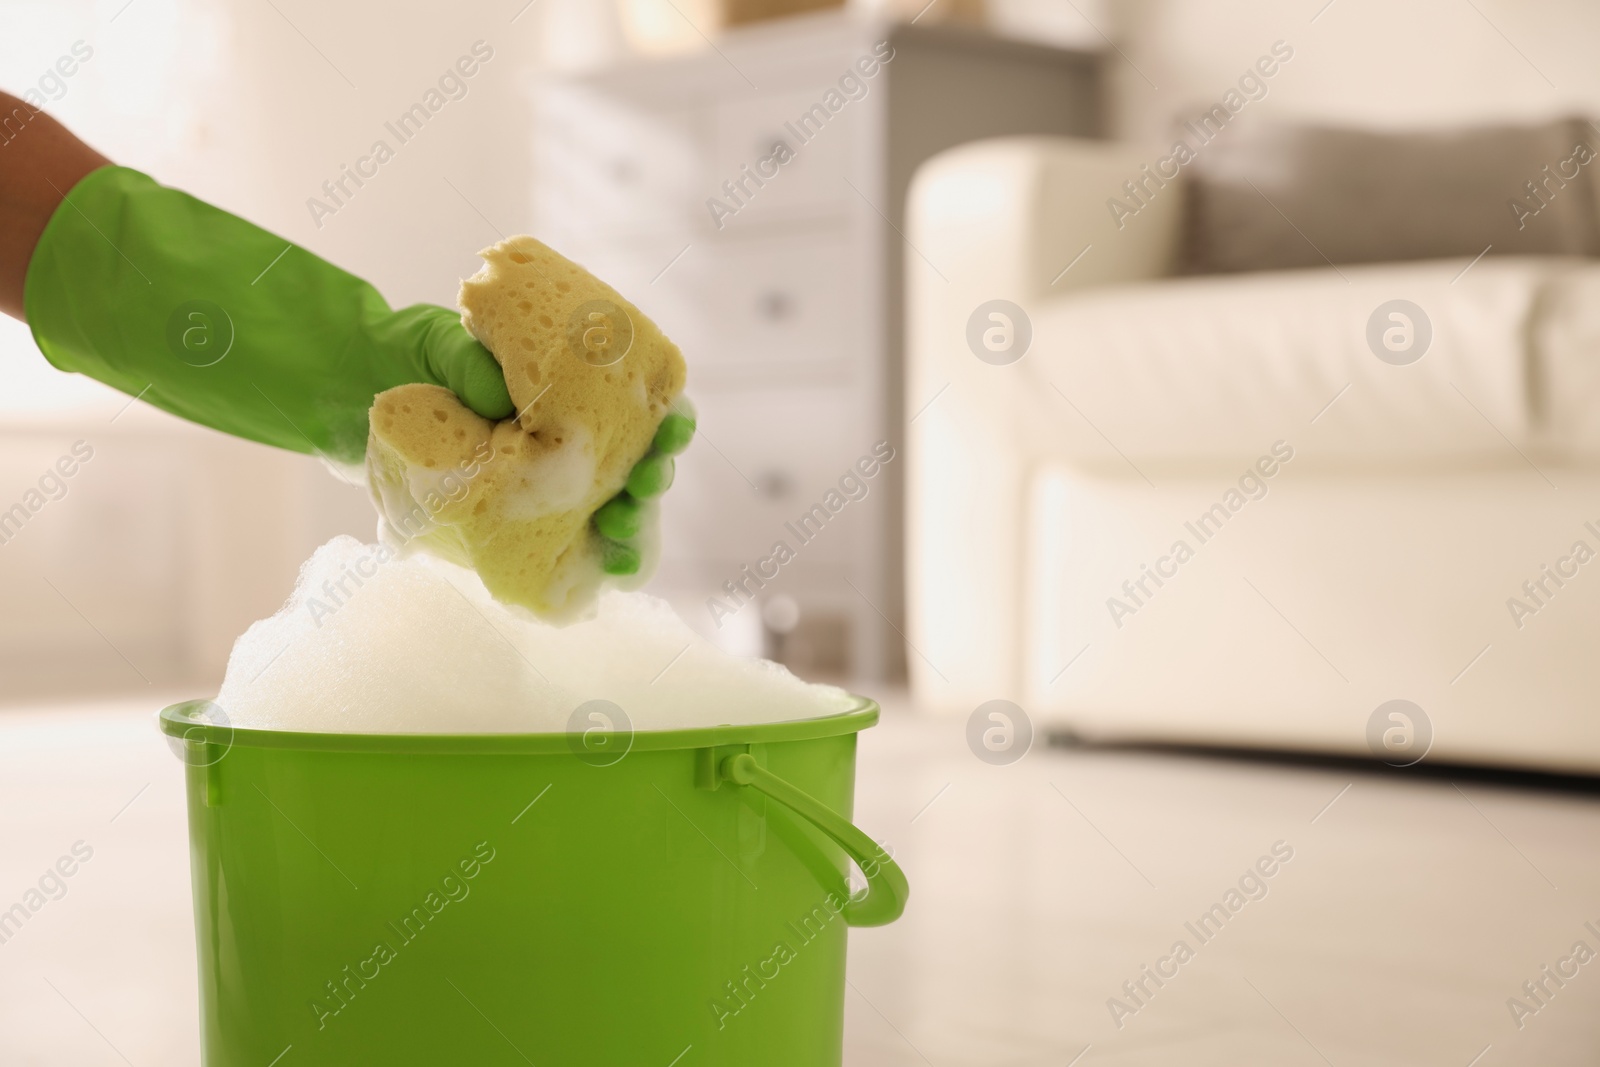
[24,165,514,464]
[594,404,695,575]
[24,164,691,576]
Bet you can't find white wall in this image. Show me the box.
[1108,0,1600,143]
[219,1,544,305]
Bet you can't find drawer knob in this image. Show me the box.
[754,469,793,500]
[757,290,794,321]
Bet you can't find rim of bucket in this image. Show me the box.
[157,696,880,754]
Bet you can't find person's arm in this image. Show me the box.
[0,90,110,320]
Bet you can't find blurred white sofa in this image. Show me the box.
[906,136,1600,773]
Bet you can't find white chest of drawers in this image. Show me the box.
[529,11,1099,680]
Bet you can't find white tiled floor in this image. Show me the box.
[3,695,1599,1065]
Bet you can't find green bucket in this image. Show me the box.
[158,697,908,1066]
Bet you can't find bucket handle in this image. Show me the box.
[720,753,908,927]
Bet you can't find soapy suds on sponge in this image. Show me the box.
[367,236,685,620]
[219,537,855,733]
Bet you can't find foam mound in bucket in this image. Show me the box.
[215,536,855,734]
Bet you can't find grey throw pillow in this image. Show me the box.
[1180,117,1600,274]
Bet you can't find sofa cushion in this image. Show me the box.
[1181,118,1600,274]
[1015,257,1585,470]
[1024,464,1600,772]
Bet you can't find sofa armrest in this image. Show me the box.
[909,136,1183,302]
[903,138,1181,713]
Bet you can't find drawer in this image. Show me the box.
[531,85,704,240]
[661,385,885,575]
[557,232,864,382]
[708,86,855,228]
[688,230,861,378]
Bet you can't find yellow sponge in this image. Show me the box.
[366,237,686,619]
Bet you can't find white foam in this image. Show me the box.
[215,536,856,734]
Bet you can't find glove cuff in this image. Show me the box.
[24,165,149,384]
